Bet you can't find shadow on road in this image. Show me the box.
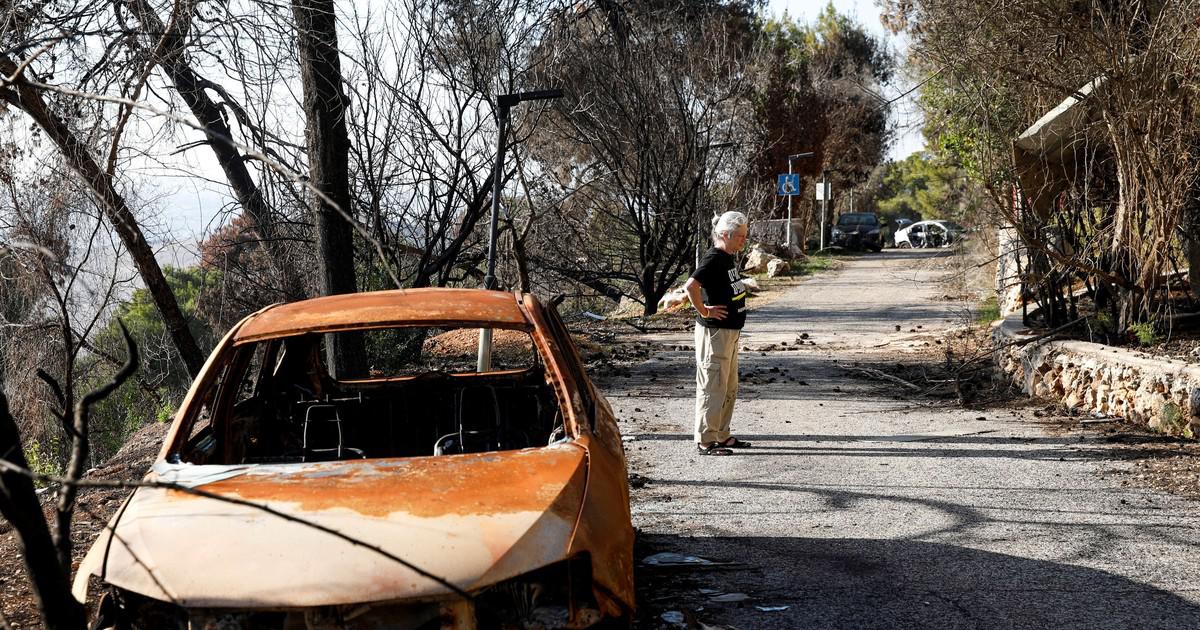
[624,431,1185,464]
[637,532,1200,629]
[873,248,959,261]
[597,354,928,401]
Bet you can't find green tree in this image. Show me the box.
[749,5,894,248]
[873,152,978,224]
[886,0,1200,328]
[87,266,220,463]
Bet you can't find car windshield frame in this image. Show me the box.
[165,319,569,464]
[836,213,879,227]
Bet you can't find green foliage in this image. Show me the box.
[791,254,834,276]
[23,439,64,487]
[361,327,427,373]
[1083,311,1117,342]
[974,296,1001,324]
[98,266,221,388]
[83,365,178,464]
[86,265,220,464]
[1159,402,1186,436]
[811,3,893,84]
[752,5,894,224]
[915,72,1034,209]
[1127,321,1162,347]
[874,152,976,224]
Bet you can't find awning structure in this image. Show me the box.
[1012,77,1106,220]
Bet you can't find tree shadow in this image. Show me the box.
[637,532,1200,629]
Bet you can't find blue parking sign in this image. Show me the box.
[777,173,800,196]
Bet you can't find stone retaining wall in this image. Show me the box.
[994,315,1200,437]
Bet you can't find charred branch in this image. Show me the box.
[0,393,85,630]
[54,320,138,573]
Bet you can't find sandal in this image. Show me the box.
[721,437,753,448]
[697,442,733,456]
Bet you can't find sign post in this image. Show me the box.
[779,152,813,249]
[777,172,801,247]
[817,174,830,251]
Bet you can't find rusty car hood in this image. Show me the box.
[73,444,588,608]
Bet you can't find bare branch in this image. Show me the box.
[54,319,138,573]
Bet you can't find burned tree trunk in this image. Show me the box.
[1188,239,1200,302]
[53,323,139,575]
[0,389,86,629]
[292,0,364,377]
[1186,206,1200,302]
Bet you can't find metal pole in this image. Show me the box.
[483,107,509,292]
[477,103,509,372]
[476,88,563,373]
[819,170,827,251]
[785,160,793,249]
[782,152,811,252]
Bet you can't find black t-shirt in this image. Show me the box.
[690,247,748,329]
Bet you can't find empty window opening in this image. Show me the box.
[174,326,564,465]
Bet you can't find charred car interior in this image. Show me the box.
[176,327,565,466]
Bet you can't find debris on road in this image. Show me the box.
[756,605,790,612]
[629,473,649,489]
[642,552,730,567]
[840,364,922,392]
[883,429,998,442]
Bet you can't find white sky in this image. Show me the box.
[767,0,925,162]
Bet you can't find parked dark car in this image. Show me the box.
[831,212,883,252]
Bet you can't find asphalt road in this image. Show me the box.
[597,249,1200,630]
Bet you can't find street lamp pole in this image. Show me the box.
[785,152,814,250]
[479,88,563,372]
[483,89,563,291]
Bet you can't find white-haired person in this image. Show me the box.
[683,211,752,456]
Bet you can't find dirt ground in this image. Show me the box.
[1150,333,1200,364]
[0,421,167,628]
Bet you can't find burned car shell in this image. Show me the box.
[73,289,634,625]
[894,220,967,248]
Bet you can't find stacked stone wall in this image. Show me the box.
[993,317,1200,437]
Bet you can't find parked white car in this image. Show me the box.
[894,220,967,248]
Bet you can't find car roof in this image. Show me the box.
[234,288,533,342]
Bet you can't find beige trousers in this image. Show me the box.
[694,325,740,444]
